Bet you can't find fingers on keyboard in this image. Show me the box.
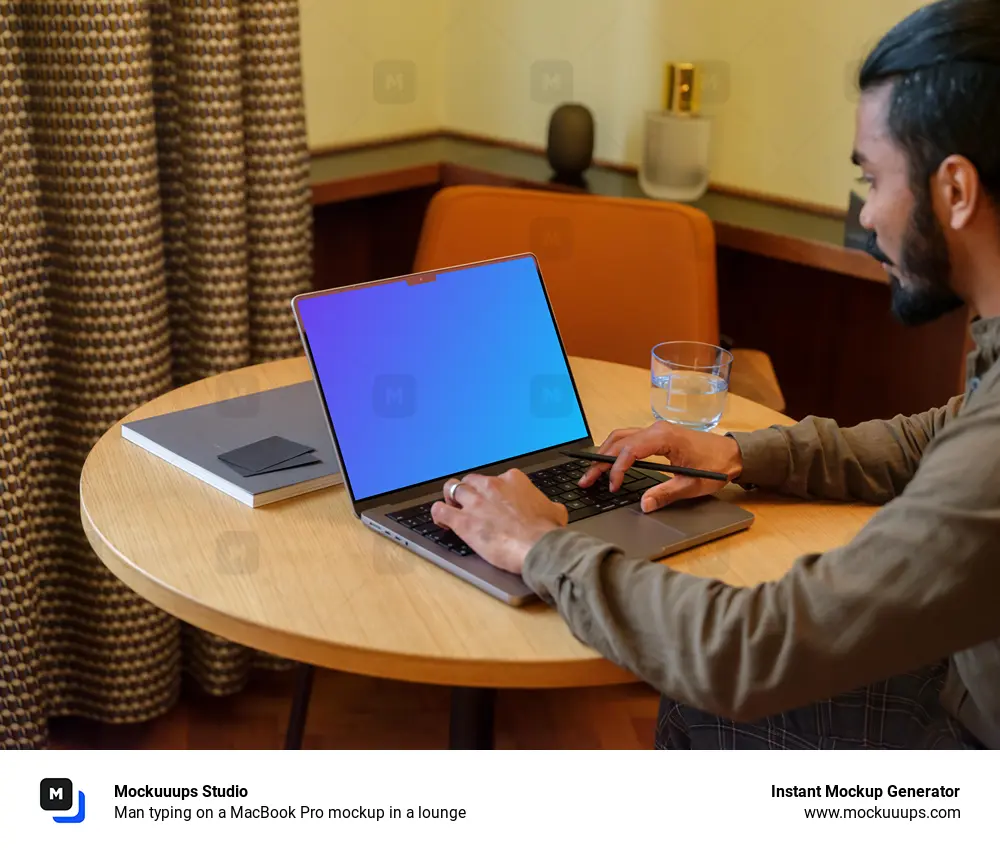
[386,460,656,551]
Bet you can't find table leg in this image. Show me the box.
[284,663,316,749]
[448,686,496,749]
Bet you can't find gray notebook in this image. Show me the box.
[121,381,343,507]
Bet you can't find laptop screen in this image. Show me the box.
[295,255,590,502]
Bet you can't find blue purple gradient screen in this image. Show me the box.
[297,255,589,501]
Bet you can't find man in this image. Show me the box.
[430,0,1000,749]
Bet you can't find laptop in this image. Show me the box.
[291,253,755,606]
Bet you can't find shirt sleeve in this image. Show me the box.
[520,395,1000,722]
[727,395,965,504]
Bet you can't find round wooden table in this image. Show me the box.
[80,356,877,747]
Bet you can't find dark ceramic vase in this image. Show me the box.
[546,103,594,181]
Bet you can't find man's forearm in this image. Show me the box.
[520,393,998,720]
[729,396,964,504]
[521,502,996,723]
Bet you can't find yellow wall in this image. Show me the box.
[298,0,447,147]
[299,0,929,210]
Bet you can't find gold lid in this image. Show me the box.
[664,62,701,114]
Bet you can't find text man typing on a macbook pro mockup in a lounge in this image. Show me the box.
[429,0,1000,751]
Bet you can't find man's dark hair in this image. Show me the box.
[859,0,1000,205]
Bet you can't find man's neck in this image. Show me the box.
[961,214,1000,318]
[959,247,1000,319]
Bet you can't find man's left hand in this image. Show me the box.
[430,469,568,574]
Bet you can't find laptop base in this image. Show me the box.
[365,471,754,606]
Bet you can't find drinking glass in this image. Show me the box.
[650,341,733,431]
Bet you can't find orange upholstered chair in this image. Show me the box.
[413,185,785,411]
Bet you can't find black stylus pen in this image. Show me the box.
[560,450,730,482]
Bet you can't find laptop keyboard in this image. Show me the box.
[384,459,659,557]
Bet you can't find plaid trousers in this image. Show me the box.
[655,660,985,749]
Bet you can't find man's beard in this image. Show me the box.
[884,193,965,326]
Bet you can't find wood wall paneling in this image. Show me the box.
[312,185,440,290]
[717,247,971,425]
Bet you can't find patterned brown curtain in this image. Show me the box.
[0,0,313,748]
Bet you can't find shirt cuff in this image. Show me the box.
[521,526,609,602]
[726,427,791,490]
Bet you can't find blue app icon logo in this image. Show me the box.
[40,778,86,823]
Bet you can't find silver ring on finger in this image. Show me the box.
[447,480,465,503]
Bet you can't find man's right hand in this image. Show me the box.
[578,421,745,513]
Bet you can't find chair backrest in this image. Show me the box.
[413,185,719,370]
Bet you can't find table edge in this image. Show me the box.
[78,465,637,690]
[79,357,797,691]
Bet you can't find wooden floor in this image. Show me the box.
[48,668,661,749]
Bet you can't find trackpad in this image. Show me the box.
[575,508,686,559]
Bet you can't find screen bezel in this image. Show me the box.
[291,252,595,512]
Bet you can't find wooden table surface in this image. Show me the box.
[81,356,876,690]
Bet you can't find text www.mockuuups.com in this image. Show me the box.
[803,806,960,820]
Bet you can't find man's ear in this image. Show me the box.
[936,154,980,229]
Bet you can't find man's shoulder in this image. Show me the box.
[915,373,1000,489]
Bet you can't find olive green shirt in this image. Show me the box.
[522,315,1000,748]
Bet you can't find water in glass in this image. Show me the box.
[651,370,727,430]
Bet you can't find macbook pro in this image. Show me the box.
[292,253,754,605]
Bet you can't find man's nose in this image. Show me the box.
[858,199,873,231]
